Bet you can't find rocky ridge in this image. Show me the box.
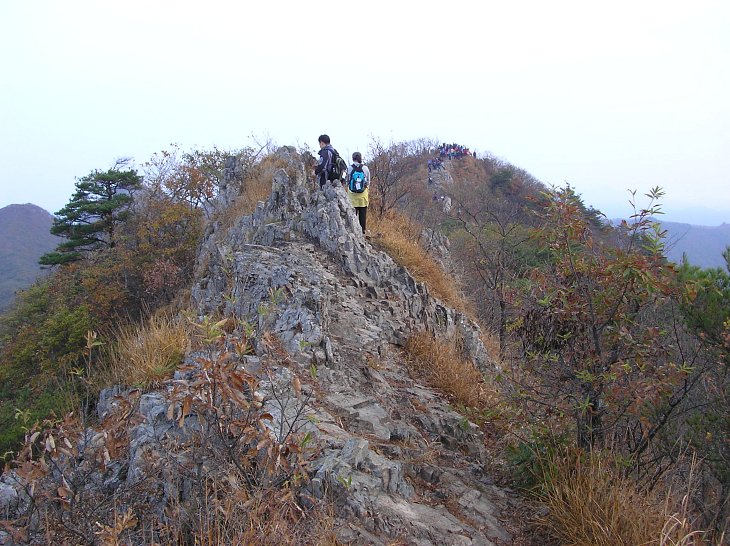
[188,147,512,544]
[0,147,516,545]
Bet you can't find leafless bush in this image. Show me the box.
[2,318,337,545]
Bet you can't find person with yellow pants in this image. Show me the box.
[345,151,371,233]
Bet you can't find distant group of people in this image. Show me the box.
[313,134,370,234]
[427,157,445,172]
[427,142,474,176]
[438,142,473,160]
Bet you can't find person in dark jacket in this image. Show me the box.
[314,134,335,189]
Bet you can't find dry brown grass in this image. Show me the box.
[538,451,711,546]
[404,331,494,409]
[167,483,341,546]
[370,211,472,315]
[99,311,190,389]
[214,154,290,231]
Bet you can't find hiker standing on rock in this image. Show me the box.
[314,134,336,189]
[346,152,370,233]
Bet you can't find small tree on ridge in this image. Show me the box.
[40,165,142,266]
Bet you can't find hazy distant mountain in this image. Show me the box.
[609,216,729,270]
[662,221,730,269]
[663,207,730,227]
[0,204,60,312]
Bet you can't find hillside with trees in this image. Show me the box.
[0,204,60,312]
[0,141,727,544]
[663,220,730,269]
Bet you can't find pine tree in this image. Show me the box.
[40,167,142,265]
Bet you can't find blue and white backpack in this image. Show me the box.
[349,164,366,193]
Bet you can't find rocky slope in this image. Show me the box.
[188,147,512,544]
[1,148,518,545]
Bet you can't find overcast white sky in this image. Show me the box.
[1,0,728,224]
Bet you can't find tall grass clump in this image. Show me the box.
[100,311,190,389]
[404,331,489,409]
[370,211,471,314]
[535,449,711,546]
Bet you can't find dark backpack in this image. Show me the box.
[329,149,348,182]
[348,164,366,193]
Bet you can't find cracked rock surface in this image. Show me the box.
[188,147,513,545]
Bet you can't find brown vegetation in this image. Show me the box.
[370,210,472,315]
[3,142,727,544]
[98,311,191,390]
[5,320,340,545]
[212,154,285,231]
[404,331,495,410]
[536,450,711,546]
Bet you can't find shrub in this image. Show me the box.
[0,279,92,459]
[4,322,339,545]
[504,430,569,493]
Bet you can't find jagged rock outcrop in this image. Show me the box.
[194,146,493,373]
[428,161,454,213]
[0,148,514,546]
[421,227,455,275]
[187,147,511,544]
